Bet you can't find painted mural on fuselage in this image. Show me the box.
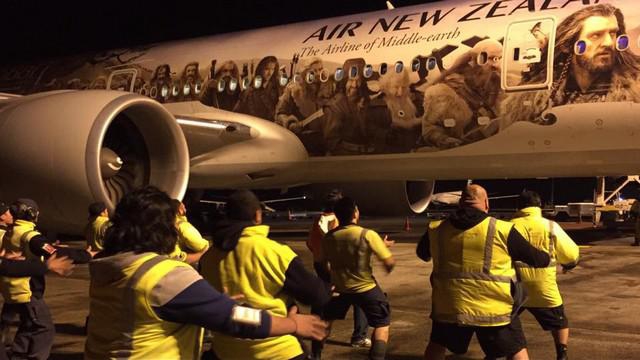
[2,0,640,157]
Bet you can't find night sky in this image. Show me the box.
[3,0,432,66]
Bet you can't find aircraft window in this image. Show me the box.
[229,78,238,92]
[161,85,169,98]
[574,40,587,55]
[182,83,191,96]
[334,68,344,82]
[427,57,437,71]
[503,17,556,91]
[395,61,403,73]
[319,69,329,82]
[349,66,358,78]
[241,77,251,90]
[477,116,490,125]
[616,35,629,51]
[363,64,373,78]
[217,79,226,93]
[150,87,157,98]
[139,86,148,97]
[411,58,420,72]
[279,74,288,86]
[306,71,315,84]
[254,75,263,89]
[194,80,202,94]
[477,52,488,66]
[108,69,137,92]
[380,63,388,75]
[443,118,456,128]
[171,84,180,98]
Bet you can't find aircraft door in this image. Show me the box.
[502,17,556,91]
[108,69,138,92]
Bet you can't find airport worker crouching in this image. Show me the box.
[511,190,579,360]
[0,198,93,360]
[84,186,328,359]
[417,185,550,360]
[199,189,331,360]
[168,199,209,264]
[318,197,396,360]
[85,201,111,252]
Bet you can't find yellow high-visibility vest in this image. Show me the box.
[511,207,579,308]
[0,219,41,303]
[85,253,203,359]
[429,216,516,327]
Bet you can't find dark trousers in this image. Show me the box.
[2,298,54,360]
[311,262,369,358]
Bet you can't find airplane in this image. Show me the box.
[1,0,639,233]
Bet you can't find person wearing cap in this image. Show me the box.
[511,190,579,360]
[85,186,328,359]
[168,199,209,264]
[85,202,111,252]
[0,198,93,360]
[318,196,396,360]
[417,185,551,360]
[200,189,331,360]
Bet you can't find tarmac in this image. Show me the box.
[8,218,640,359]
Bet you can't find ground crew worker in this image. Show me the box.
[200,189,331,360]
[511,190,579,360]
[417,185,550,360]
[85,186,328,359]
[307,189,370,353]
[85,201,110,252]
[169,199,210,264]
[0,198,93,360]
[630,196,640,246]
[318,197,396,360]
[0,251,74,359]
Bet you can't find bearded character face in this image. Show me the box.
[345,77,362,100]
[576,15,619,73]
[185,64,198,83]
[262,62,277,82]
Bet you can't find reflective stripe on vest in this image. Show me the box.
[434,218,512,283]
[114,255,168,358]
[431,217,515,326]
[515,219,557,269]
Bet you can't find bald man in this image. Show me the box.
[417,185,550,360]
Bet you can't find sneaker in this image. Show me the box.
[351,338,372,348]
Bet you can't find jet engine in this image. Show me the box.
[310,180,435,215]
[0,90,189,234]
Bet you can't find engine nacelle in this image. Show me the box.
[0,90,189,234]
[309,180,435,215]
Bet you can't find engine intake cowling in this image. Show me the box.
[0,90,189,234]
[310,180,435,215]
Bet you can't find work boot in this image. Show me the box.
[556,343,568,360]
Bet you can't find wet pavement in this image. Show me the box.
[8,219,640,359]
